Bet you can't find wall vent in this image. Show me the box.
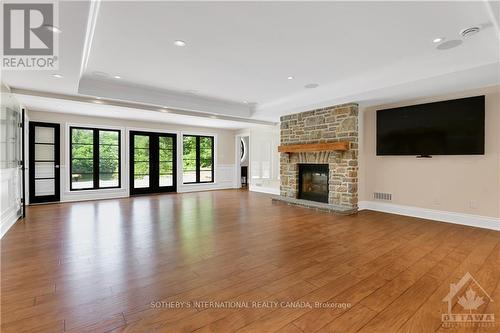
[374,192,392,201]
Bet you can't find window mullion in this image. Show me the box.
[196,136,201,183]
[93,129,99,189]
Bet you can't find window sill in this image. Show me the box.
[182,182,216,186]
[67,187,124,193]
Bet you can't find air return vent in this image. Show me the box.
[374,192,392,201]
[460,27,480,38]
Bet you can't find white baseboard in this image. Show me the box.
[178,182,236,193]
[1,209,21,239]
[249,184,280,195]
[358,201,500,231]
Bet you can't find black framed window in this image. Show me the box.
[70,127,121,190]
[183,135,214,184]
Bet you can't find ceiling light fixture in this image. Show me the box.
[159,108,169,113]
[113,75,121,79]
[174,40,187,47]
[432,37,443,43]
[287,76,295,80]
[243,101,248,104]
[43,24,61,33]
[94,100,103,104]
[52,74,63,78]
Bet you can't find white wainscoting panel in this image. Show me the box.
[178,164,236,193]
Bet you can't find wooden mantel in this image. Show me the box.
[278,142,349,153]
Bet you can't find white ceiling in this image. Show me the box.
[2,0,499,124]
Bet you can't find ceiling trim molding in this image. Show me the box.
[12,88,277,126]
[79,0,101,79]
[78,76,252,118]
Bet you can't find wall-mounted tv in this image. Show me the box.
[376,96,485,156]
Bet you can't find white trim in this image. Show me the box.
[1,209,20,239]
[178,164,236,192]
[64,122,127,196]
[358,201,500,231]
[235,136,241,188]
[249,184,280,195]
[79,0,101,78]
[179,131,218,184]
[178,183,235,193]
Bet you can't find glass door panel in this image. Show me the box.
[159,136,174,187]
[133,135,150,188]
[130,132,176,194]
[29,122,60,203]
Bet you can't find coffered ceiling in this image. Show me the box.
[2,0,499,126]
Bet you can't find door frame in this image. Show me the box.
[235,133,250,189]
[129,131,177,195]
[29,121,60,203]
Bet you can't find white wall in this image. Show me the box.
[27,110,238,203]
[247,125,280,195]
[359,85,500,230]
[1,83,23,238]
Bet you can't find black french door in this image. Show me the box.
[130,131,177,195]
[29,122,60,203]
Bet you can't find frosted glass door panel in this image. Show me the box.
[35,144,54,160]
[34,126,54,143]
[29,122,60,203]
[35,179,55,196]
[35,162,55,178]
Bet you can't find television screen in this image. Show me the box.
[376,96,485,156]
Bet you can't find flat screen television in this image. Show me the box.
[376,96,485,156]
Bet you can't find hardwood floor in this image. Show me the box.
[1,190,499,333]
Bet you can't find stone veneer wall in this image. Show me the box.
[280,103,358,209]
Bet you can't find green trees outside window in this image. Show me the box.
[183,135,214,183]
[71,127,120,190]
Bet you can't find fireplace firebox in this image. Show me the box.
[298,164,329,203]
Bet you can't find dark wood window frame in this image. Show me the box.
[70,126,121,191]
[183,135,214,184]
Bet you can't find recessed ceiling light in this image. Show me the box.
[174,40,187,47]
[52,74,63,78]
[304,83,319,89]
[432,37,443,43]
[95,96,101,99]
[94,100,103,104]
[43,25,61,33]
[243,101,248,104]
[159,108,169,113]
[287,76,295,80]
[113,75,121,79]
[209,115,218,119]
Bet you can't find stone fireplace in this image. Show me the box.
[278,103,358,213]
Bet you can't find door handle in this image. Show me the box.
[55,165,60,168]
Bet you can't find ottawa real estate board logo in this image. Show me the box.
[2,2,59,70]
[442,272,495,328]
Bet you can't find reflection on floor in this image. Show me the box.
[1,190,499,332]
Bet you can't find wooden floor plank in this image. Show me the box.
[1,190,499,333]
